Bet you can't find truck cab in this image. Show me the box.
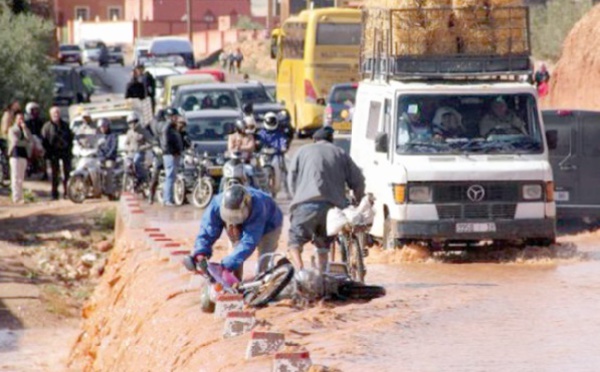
[352,6,556,248]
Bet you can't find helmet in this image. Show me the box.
[264,112,278,131]
[25,102,39,115]
[242,102,253,116]
[164,107,180,119]
[97,118,111,130]
[220,185,251,226]
[127,112,140,124]
[243,116,256,134]
[234,119,245,133]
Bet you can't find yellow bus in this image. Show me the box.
[271,8,362,136]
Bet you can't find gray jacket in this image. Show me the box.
[8,124,32,158]
[288,141,365,209]
[125,124,153,153]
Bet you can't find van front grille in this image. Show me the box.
[436,203,517,220]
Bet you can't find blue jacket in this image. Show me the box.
[193,187,283,270]
[257,128,288,153]
[98,133,118,161]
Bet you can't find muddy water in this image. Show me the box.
[138,206,600,371]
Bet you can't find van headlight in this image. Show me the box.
[522,184,543,200]
[408,186,432,203]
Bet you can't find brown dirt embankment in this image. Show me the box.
[545,5,600,109]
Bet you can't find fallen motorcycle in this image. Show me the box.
[183,254,295,312]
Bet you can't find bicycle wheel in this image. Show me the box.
[245,262,294,307]
[349,233,367,283]
[338,282,386,300]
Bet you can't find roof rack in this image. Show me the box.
[360,6,533,81]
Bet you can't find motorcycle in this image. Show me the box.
[256,147,289,197]
[173,150,218,208]
[219,152,250,192]
[122,153,151,198]
[183,254,295,312]
[67,148,123,203]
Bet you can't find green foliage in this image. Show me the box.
[0,5,55,110]
[530,0,593,61]
[236,15,264,30]
[95,208,117,231]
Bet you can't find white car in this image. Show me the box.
[80,40,103,64]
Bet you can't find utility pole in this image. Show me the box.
[186,0,192,42]
[137,0,143,39]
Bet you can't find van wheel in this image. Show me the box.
[525,238,556,247]
[383,217,398,250]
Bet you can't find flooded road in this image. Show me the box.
[141,202,600,371]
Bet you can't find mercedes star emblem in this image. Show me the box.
[467,185,485,202]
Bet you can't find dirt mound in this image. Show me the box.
[545,5,600,109]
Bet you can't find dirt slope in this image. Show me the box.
[545,5,600,109]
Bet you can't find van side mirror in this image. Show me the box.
[224,122,235,135]
[546,130,558,150]
[375,132,389,153]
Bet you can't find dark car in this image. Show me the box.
[543,109,600,221]
[230,82,290,128]
[324,82,358,132]
[108,45,125,66]
[185,109,241,158]
[51,65,86,107]
[58,44,82,65]
[263,83,276,101]
[173,84,242,113]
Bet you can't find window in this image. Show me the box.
[74,6,89,21]
[543,113,574,157]
[366,101,382,140]
[316,23,362,45]
[282,22,306,60]
[108,6,122,20]
[582,115,600,156]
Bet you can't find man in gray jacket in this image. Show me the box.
[125,112,153,188]
[287,127,365,273]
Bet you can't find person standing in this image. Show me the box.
[234,48,244,74]
[24,102,46,178]
[534,64,550,87]
[125,69,147,100]
[125,112,153,188]
[1,99,21,140]
[136,65,156,114]
[41,106,74,200]
[80,71,95,102]
[160,110,184,206]
[8,112,32,204]
[287,127,365,273]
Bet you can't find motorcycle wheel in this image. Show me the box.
[245,261,295,308]
[156,181,164,205]
[191,177,214,209]
[264,166,276,196]
[173,178,186,206]
[122,173,135,193]
[67,175,88,204]
[337,282,386,301]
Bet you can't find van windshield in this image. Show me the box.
[395,93,544,155]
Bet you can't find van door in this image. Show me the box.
[544,110,579,212]
[577,112,600,209]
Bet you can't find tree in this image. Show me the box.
[236,15,264,30]
[10,0,30,14]
[0,4,55,111]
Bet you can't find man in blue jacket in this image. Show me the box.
[192,185,283,279]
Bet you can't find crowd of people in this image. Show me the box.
[219,48,244,74]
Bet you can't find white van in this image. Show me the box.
[148,37,195,68]
[351,79,557,248]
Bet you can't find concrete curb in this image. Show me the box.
[272,350,312,372]
[245,331,285,359]
[223,311,256,339]
[215,294,244,319]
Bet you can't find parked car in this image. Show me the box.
[144,66,181,107]
[543,109,600,221]
[324,82,358,132]
[108,45,125,66]
[133,37,153,67]
[173,84,241,113]
[160,74,218,110]
[263,83,276,101]
[185,68,225,82]
[58,44,82,65]
[80,40,104,64]
[230,81,290,128]
[51,65,86,107]
[185,109,240,157]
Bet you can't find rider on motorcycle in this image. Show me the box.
[125,112,152,188]
[256,112,288,153]
[227,118,256,158]
[97,118,118,194]
[192,184,283,280]
[75,111,99,150]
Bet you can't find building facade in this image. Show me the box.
[54,0,125,26]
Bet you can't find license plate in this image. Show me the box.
[456,222,497,233]
[555,191,569,202]
[208,167,222,177]
[332,121,351,132]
